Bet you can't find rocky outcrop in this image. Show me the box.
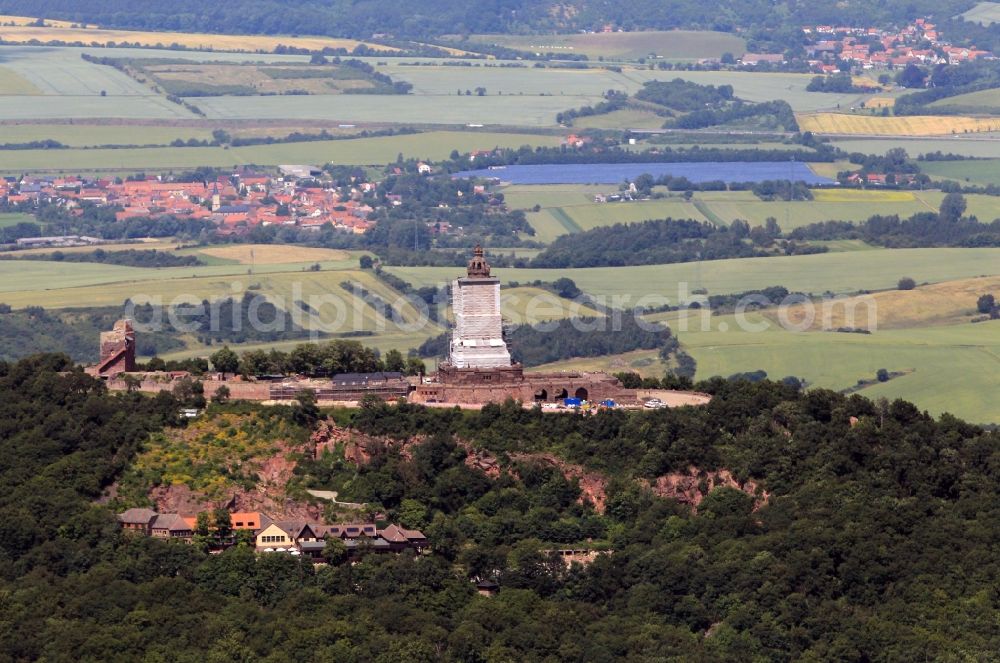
[510,452,609,514]
[645,467,769,512]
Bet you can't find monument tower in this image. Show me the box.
[448,245,512,369]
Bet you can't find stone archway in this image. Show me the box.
[574,387,589,401]
[556,388,569,400]
[533,388,548,402]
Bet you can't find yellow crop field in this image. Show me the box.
[865,96,896,108]
[797,112,1000,136]
[811,189,916,203]
[771,275,1000,331]
[0,66,41,95]
[196,245,351,265]
[0,25,396,54]
[0,14,95,28]
[851,76,883,90]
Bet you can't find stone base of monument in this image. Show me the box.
[411,362,635,406]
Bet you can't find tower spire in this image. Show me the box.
[466,244,491,278]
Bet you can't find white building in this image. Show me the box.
[449,246,512,369]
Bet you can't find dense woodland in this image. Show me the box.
[2,357,1000,659]
[529,217,811,268]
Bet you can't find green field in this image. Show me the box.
[929,87,1000,113]
[458,30,747,61]
[833,137,1000,159]
[0,131,561,172]
[574,109,667,130]
[0,212,34,228]
[960,1,1000,25]
[626,70,872,113]
[191,93,600,126]
[0,124,217,147]
[386,247,1000,300]
[505,185,1000,240]
[0,44,878,127]
[531,306,1000,423]
[680,313,1000,424]
[920,158,1000,185]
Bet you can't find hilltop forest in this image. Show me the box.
[1,354,1000,660]
[6,0,994,43]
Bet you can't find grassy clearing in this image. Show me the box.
[0,25,393,54]
[0,66,40,95]
[386,248,1000,300]
[0,131,562,172]
[798,112,1000,136]
[460,31,746,61]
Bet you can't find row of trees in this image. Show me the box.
[207,339,425,378]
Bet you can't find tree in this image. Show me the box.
[383,349,406,373]
[939,192,967,223]
[310,53,328,64]
[323,537,348,564]
[876,368,890,382]
[213,507,233,542]
[211,385,231,404]
[405,357,426,376]
[359,255,374,269]
[293,389,320,426]
[122,373,141,393]
[210,345,240,378]
[896,64,926,89]
[897,277,916,291]
[977,293,996,315]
